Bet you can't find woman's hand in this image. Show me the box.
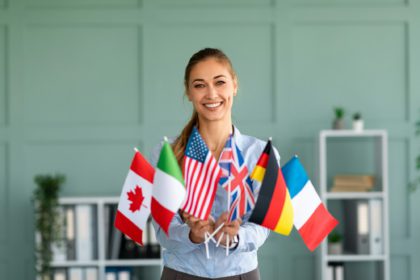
[182,212,215,244]
[214,212,242,247]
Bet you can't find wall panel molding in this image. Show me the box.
[24,141,144,195]
[289,21,407,124]
[155,0,273,8]
[0,25,6,126]
[0,143,7,243]
[22,24,142,126]
[391,255,410,280]
[25,0,141,9]
[145,23,275,125]
[290,0,407,7]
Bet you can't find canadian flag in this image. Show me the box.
[114,150,155,246]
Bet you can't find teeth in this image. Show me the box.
[204,102,222,108]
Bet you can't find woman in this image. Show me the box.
[150,48,277,280]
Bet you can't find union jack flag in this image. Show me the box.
[181,127,221,220]
[219,136,255,221]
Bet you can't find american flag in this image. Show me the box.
[219,136,255,221]
[181,127,221,220]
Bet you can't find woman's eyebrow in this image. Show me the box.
[213,75,226,79]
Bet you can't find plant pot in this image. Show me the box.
[328,242,343,255]
[333,118,345,130]
[353,119,364,132]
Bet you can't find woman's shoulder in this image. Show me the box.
[234,127,266,152]
[234,127,280,163]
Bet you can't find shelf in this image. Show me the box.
[51,260,99,267]
[320,130,386,138]
[105,259,162,267]
[326,254,386,262]
[318,129,390,280]
[325,192,384,200]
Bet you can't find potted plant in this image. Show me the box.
[328,231,343,255]
[352,112,364,132]
[33,174,65,280]
[333,107,345,130]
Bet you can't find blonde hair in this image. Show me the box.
[172,48,237,165]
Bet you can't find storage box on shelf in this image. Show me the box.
[318,130,390,280]
[36,197,162,280]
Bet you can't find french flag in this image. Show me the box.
[282,156,338,251]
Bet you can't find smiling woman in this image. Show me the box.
[149,48,278,280]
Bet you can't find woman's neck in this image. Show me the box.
[198,120,233,160]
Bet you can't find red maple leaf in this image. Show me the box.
[127,185,145,212]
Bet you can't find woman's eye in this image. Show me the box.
[215,80,225,86]
[194,84,205,89]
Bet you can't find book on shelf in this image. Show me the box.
[344,200,369,254]
[75,204,97,261]
[68,267,83,280]
[105,267,132,280]
[148,219,160,258]
[65,205,76,260]
[369,199,383,255]
[53,268,67,280]
[327,262,344,280]
[331,174,375,192]
[109,205,123,259]
[84,268,98,280]
[108,204,159,260]
[343,199,383,255]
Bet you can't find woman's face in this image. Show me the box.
[187,58,237,124]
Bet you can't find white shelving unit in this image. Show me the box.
[47,196,162,280]
[318,130,390,280]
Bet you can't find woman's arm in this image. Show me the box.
[152,212,202,254]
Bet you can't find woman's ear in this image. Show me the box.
[186,91,192,101]
[233,77,238,96]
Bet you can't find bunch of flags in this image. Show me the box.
[114,139,185,245]
[115,130,337,252]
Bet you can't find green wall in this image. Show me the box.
[0,0,419,279]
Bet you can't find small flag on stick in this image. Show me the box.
[282,156,338,251]
[182,127,221,220]
[115,149,154,246]
[248,140,294,235]
[151,137,186,235]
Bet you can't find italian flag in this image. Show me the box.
[151,138,186,235]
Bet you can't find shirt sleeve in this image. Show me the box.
[232,222,270,253]
[151,212,202,254]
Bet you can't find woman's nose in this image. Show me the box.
[206,84,217,98]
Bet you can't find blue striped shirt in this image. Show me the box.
[149,126,279,278]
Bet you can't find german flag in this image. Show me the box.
[249,140,293,235]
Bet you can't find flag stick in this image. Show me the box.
[204,232,210,259]
[134,147,139,153]
[206,232,216,243]
[216,232,224,247]
[205,222,224,241]
[226,235,229,256]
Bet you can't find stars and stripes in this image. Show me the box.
[181,127,222,220]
